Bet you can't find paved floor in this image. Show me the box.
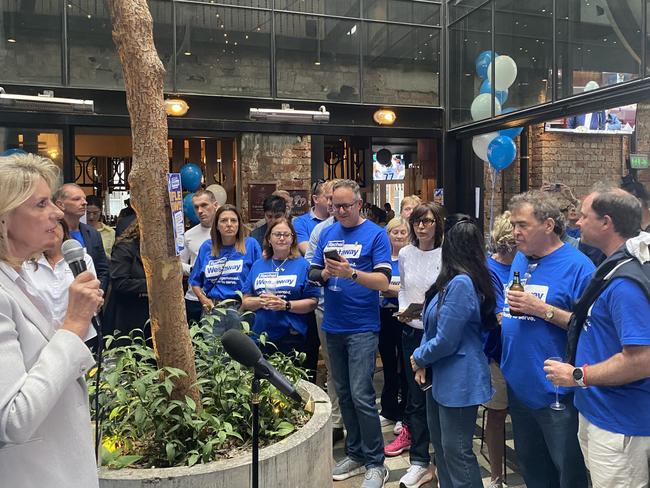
[327,368,526,488]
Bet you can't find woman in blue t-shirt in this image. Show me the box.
[189,204,261,334]
[411,214,497,488]
[242,217,319,356]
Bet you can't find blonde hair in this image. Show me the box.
[385,217,409,234]
[0,153,60,264]
[490,211,515,254]
[400,195,421,212]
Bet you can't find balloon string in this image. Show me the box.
[488,166,498,249]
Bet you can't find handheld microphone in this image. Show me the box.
[61,239,103,333]
[221,329,303,404]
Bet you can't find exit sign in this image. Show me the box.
[630,154,649,169]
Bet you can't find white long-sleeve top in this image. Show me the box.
[398,244,442,329]
[179,223,212,301]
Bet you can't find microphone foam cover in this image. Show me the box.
[62,239,85,263]
[221,329,261,367]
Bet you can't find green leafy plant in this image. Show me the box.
[91,318,310,469]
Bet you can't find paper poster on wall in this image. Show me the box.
[167,173,185,256]
[249,183,277,221]
[287,189,309,217]
[433,188,444,206]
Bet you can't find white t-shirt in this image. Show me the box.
[398,244,442,330]
[24,253,97,340]
[179,224,212,301]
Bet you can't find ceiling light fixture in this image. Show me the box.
[165,98,189,117]
[373,108,397,126]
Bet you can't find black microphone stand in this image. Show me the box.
[251,374,260,488]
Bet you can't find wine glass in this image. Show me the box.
[547,356,566,411]
[328,275,341,292]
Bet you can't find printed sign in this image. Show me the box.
[167,173,185,256]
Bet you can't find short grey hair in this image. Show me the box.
[53,182,83,203]
[509,190,565,236]
[332,179,361,201]
[590,182,641,238]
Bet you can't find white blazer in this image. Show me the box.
[0,263,99,488]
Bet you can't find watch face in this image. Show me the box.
[572,368,583,381]
[545,309,554,320]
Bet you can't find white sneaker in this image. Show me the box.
[399,464,436,488]
[393,421,403,436]
[379,415,395,428]
[487,478,504,488]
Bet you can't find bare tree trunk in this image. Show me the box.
[107,0,200,404]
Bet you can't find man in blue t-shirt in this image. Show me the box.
[502,191,593,488]
[294,179,332,255]
[310,179,392,486]
[544,186,650,487]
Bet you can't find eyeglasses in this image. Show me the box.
[311,178,326,194]
[333,201,358,211]
[271,232,293,239]
[414,218,435,227]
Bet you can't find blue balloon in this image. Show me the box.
[479,79,508,105]
[183,193,199,225]
[487,135,517,171]
[475,50,498,80]
[180,163,203,192]
[0,148,27,157]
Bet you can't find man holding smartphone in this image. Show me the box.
[310,179,393,488]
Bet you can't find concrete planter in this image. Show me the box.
[99,381,332,488]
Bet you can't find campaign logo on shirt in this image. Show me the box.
[325,240,363,259]
[390,276,400,287]
[254,272,298,290]
[205,258,243,278]
[503,284,549,322]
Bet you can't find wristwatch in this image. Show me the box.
[544,306,555,321]
[285,300,292,311]
[572,367,587,388]
[350,270,359,281]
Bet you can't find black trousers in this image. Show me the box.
[378,307,407,421]
[303,311,320,383]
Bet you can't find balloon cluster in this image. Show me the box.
[179,163,228,226]
[471,51,521,172]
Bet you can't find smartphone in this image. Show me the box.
[324,249,342,262]
[551,183,561,192]
[419,369,432,392]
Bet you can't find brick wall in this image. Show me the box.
[239,134,311,222]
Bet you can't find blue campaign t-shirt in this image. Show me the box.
[70,229,86,248]
[482,256,511,363]
[575,278,650,435]
[313,220,392,334]
[189,237,262,301]
[293,210,324,245]
[501,244,595,409]
[243,256,320,341]
[381,258,400,309]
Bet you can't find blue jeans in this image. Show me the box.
[508,387,588,488]
[326,331,384,468]
[426,396,482,488]
[402,326,431,466]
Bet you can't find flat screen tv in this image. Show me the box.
[544,104,637,135]
[373,152,406,181]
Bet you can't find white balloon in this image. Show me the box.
[470,93,502,121]
[488,55,518,91]
[472,132,499,161]
[206,184,227,206]
[583,80,599,92]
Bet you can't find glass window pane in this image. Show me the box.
[175,5,271,97]
[1,0,62,85]
[449,0,489,24]
[556,0,642,100]
[275,14,360,102]
[275,0,360,17]
[448,4,491,127]
[364,1,441,26]
[68,0,173,90]
[0,128,64,177]
[494,0,553,110]
[185,0,270,7]
[363,23,440,105]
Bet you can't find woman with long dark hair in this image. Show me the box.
[189,204,261,334]
[411,214,497,488]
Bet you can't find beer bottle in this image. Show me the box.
[509,271,524,316]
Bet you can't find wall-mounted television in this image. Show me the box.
[373,152,406,181]
[544,104,637,135]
